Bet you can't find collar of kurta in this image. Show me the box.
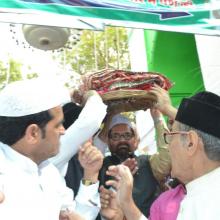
[186,167,220,196]
[0,142,49,175]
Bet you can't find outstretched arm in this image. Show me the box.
[50,91,107,176]
[149,108,171,183]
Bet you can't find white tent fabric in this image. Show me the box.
[128,29,157,154]
[195,34,220,96]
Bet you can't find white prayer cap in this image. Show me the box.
[109,114,133,130]
[0,78,71,117]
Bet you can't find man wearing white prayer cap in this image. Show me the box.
[99,112,171,218]
[0,78,104,220]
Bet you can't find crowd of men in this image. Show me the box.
[0,77,220,220]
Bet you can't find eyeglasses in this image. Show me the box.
[164,131,189,144]
[109,132,134,141]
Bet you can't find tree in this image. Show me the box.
[25,65,39,80]
[0,59,23,89]
[0,59,38,90]
[56,27,131,75]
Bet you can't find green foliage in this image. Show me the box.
[0,59,39,90]
[26,65,39,79]
[57,27,131,74]
[26,72,38,79]
[0,59,23,89]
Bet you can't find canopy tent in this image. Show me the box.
[0,1,218,98]
[0,0,219,36]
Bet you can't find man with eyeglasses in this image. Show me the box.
[101,88,220,220]
[99,110,171,218]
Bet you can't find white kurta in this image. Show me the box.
[0,143,100,220]
[177,167,220,220]
[50,94,107,176]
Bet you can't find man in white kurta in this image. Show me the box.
[0,142,103,220]
[177,167,220,220]
[0,78,104,220]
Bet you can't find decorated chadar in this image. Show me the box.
[81,69,172,112]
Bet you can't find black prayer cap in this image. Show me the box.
[62,102,83,129]
[175,91,220,139]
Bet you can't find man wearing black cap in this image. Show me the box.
[101,87,220,220]
[163,91,220,220]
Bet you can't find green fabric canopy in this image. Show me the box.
[0,0,219,35]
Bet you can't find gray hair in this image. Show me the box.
[178,122,220,161]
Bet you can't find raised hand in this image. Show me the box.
[149,85,177,120]
[78,141,104,182]
[71,89,99,106]
[100,186,124,220]
[106,165,133,205]
[122,158,138,175]
[105,165,144,220]
[70,89,83,105]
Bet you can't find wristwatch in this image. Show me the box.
[82,179,95,186]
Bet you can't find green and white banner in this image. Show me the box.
[0,0,219,35]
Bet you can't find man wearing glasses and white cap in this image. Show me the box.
[0,78,104,220]
[99,106,171,219]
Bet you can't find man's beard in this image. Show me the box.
[114,143,133,162]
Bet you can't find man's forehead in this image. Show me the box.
[111,124,133,132]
